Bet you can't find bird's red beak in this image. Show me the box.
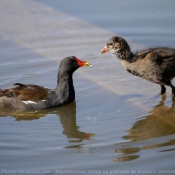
[74,57,92,67]
[84,133,95,140]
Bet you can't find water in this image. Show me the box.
[0,0,175,174]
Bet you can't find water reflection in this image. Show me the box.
[114,95,175,162]
[113,155,139,162]
[0,102,94,142]
[124,94,175,141]
[58,102,94,142]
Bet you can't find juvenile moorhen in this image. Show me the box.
[101,36,175,97]
[0,56,91,109]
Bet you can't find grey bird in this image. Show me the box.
[101,36,175,98]
[0,56,91,109]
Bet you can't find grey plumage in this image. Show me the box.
[101,36,175,97]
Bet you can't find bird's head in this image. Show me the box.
[101,36,129,54]
[59,56,91,74]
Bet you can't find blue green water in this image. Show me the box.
[0,0,175,174]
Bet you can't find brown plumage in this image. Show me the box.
[0,83,49,102]
[101,36,175,97]
[0,56,91,109]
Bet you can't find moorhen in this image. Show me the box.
[101,36,175,97]
[0,56,91,109]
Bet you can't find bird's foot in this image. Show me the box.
[161,91,166,95]
[171,95,175,108]
[161,92,166,99]
[172,94,175,100]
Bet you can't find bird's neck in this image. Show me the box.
[55,71,75,105]
[113,47,134,63]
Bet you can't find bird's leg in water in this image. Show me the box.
[160,85,166,95]
[170,84,175,99]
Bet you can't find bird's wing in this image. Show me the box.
[151,48,175,66]
[0,83,50,102]
[135,47,175,65]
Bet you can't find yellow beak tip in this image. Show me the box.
[84,62,92,67]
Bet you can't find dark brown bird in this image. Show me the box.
[0,56,91,109]
[101,36,175,97]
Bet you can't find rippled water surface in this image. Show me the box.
[0,0,175,174]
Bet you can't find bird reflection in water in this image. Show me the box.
[124,94,175,141]
[114,95,175,162]
[58,102,94,143]
[0,101,94,142]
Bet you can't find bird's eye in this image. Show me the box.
[69,61,73,64]
[109,42,113,46]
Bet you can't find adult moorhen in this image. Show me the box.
[101,36,175,97]
[0,56,91,109]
